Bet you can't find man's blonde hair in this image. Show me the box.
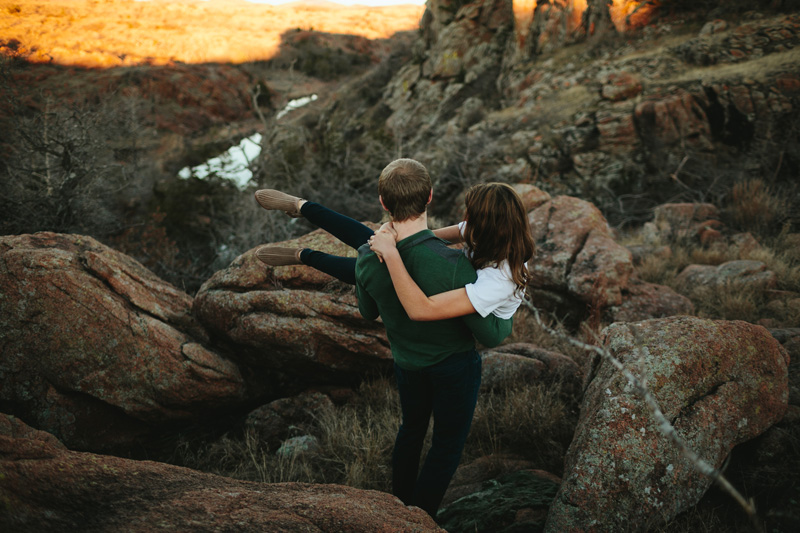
[378,159,432,222]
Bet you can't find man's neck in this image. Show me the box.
[392,214,428,242]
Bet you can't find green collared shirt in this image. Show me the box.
[356,229,512,370]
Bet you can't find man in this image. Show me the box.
[355,158,511,518]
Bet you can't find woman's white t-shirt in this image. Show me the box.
[458,222,524,320]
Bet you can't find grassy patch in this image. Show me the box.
[724,179,789,237]
[467,379,577,475]
[169,371,578,495]
[668,48,800,85]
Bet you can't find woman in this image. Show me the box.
[369,182,534,321]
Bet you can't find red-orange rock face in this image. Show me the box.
[0,232,248,452]
[0,413,444,533]
[193,226,393,388]
[545,316,790,532]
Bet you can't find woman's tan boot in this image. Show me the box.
[256,246,303,266]
[254,189,303,218]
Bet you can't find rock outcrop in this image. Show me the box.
[269,5,799,229]
[528,195,634,308]
[481,342,583,396]
[244,390,334,450]
[0,413,443,533]
[545,316,789,532]
[606,277,695,323]
[676,260,778,293]
[193,227,392,391]
[0,233,249,452]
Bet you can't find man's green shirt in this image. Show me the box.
[355,229,512,371]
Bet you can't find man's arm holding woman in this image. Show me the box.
[370,224,476,321]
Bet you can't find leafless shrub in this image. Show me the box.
[0,93,152,237]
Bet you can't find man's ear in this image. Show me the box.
[427,189,433,205]
[379,195,389,212]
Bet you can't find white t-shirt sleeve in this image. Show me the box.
[464,261,523,320]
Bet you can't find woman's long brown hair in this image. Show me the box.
[462,182,535,296]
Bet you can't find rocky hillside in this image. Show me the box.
[2,1,800,532]
[260,0,800,229]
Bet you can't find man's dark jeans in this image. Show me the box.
[392,349,482,518]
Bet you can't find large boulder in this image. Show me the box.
[0,233,247,452]
[527,195,634,308]
[676,260,778,293]
[0,413,443,533]
[605,277,695,323]
[481,343,583,396]
[545,316,789,532]
[193,227,392,391]
[244,390,335,450]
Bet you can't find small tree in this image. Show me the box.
[0,55,153,238]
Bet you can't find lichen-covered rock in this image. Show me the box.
[528,195,633,307]
[193,227,392,389]
[634,89,715,152]
[606,277,695,323]
[0,233,246,452]
[676,260,778,293]
[0,413,443,533]
[545,316,789,532]
[439,469,559,533]
[650,203,721,243]
[481,343,583,396]
[599,70,643,102]
[673,13,800,66]
[244,390,334,450]
[385,0,513,143]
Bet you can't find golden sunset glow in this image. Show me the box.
[1,0,660,68]
[0,0,426,67]
[610,0,658,29]
[511,0,655,35]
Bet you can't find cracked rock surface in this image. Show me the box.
[545,316,789,532]
[0,232,247,452]
[193,225,393,389]
[0,413,443,533]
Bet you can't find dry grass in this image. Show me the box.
[631,178,799,327]
[467,379,577,474]
[638,238,799,326]
[636,247,690,286]
[170,378,400,492]
[316,379,400,492]
[725,179,788,237]
[509,306,589,359]
[169,371,578,494]
[690,284,764,323]
[669,48,800,85]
